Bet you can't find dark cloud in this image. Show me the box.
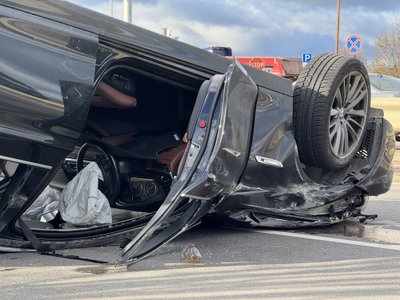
[160,0,400,26]
[159,0,265,28]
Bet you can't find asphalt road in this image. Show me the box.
[1,185,400,299]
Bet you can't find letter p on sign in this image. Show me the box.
[302,53,312,63]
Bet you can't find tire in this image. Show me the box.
[293,54,370,170]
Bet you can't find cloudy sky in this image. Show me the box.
[69,0,400,60]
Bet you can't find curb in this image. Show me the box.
[329,221,400,244]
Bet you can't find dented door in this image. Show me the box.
[118,61,259,264]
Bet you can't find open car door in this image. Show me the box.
[0,6,97,231]
[118,60,259,264]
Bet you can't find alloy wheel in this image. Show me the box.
[329,71,369,158]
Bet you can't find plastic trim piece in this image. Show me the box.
[0,155,52,170]
[255,156,283,168]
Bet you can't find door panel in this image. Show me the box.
[0,6,98,167]
[182,61,258,199]
[118,61,259,264]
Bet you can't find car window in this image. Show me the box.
[370,75,400,91]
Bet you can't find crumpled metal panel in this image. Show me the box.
[214,99,395,227]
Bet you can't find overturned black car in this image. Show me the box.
[0,1,395,264]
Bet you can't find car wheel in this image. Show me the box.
[293,54,370,170]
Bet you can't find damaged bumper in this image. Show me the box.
[215,109,395,228]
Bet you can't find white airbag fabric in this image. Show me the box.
[22,186,60,221]
[59,162,112,225]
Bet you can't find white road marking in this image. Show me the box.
[369,199,400,202]
[230,227,400,251]
[0,246,35,253]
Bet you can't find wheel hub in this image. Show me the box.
[338,109,345,119]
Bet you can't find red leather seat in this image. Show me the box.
[88,81,186,175]
[92,82,137,108]
[157,143,187,174]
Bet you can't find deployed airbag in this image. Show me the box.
[22,186,60,222]
[59,162,112,226]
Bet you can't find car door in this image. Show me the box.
[0,6,97,162]
[0,6,97,229]
[118,60,258,264]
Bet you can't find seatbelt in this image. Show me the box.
[18,217,48,253]
[18,218,108,264]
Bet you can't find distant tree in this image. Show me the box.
[370,21,400,77]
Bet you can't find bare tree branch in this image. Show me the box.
[371,21,400,77]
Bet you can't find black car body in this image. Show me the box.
[0,1,395,264]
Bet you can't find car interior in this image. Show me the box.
[19,61,209,231]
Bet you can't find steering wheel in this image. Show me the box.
[76,142,120,206]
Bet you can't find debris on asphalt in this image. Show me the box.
[181,243,202,264]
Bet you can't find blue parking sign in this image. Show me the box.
[302,53,312,63]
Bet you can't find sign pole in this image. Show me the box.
[123,0,132,23]
[335,0,340,54]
